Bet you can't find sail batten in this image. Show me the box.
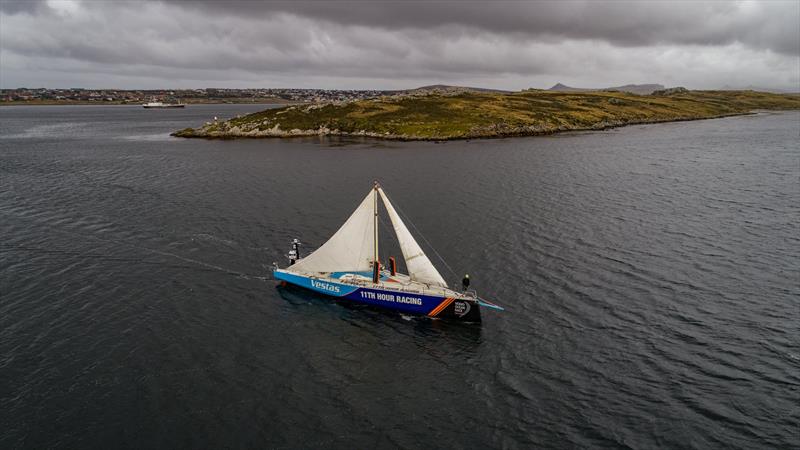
[378,188,448,288]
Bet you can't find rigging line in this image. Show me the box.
[376,212,405,271]
[382,190,459,280]
[377,213,401,250]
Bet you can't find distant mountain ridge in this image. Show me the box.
[721,85,798,94]
[405,84,512,94]
[549,83,666,95]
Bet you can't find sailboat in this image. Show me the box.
[273,182,504,321]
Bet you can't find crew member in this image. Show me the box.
[291,238,301,258]
[462,273,470,291]
[289,238,301,265]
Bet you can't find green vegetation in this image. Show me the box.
[173,90,800,140]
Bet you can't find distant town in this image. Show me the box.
[0,87,393,105]
[3,85,792,106]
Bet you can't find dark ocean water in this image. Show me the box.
[1,105,798,449]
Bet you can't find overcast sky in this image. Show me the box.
[1,0,798,90]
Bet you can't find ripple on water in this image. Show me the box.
[1,107,798,449]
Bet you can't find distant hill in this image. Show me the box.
[404,84,512,94]
[548,83,587,92]
[720,85,798,94]
[549,83,666,95]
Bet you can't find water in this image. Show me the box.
[1,105,798,449]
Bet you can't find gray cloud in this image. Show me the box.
[172,1,800,55]
[0,0,798,90]
[0,0,46,14]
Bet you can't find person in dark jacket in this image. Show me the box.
[462,274,470,291]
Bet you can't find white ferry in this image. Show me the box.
[142,101,185,108]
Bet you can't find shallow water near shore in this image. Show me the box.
[1,105,798,449]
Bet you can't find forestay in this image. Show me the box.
[378,188,448,288]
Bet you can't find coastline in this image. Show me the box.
[171,90,800,142]
[172,111,762,141]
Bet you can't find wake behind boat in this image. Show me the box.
[273,182,503,321]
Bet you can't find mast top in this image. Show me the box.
[373,180,380,190]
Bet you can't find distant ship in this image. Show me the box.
[142,101,185,108]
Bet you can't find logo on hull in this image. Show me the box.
[453,301,471,317]
[311,280,341,294]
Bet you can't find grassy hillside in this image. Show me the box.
[173,90,800,140]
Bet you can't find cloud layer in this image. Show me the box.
[1,0,798,90]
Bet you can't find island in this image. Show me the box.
[172,88,800,141]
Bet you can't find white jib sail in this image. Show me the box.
[290,190,376,274]
[378,188,448,288]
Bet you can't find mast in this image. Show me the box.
[372,181,379,283]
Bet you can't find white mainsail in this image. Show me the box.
[378,188,448,287]
[290,190,376,273]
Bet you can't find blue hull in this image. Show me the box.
[274,270,481,321]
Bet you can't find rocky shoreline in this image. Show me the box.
[172,112,754,141]
[171,90,799,141]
